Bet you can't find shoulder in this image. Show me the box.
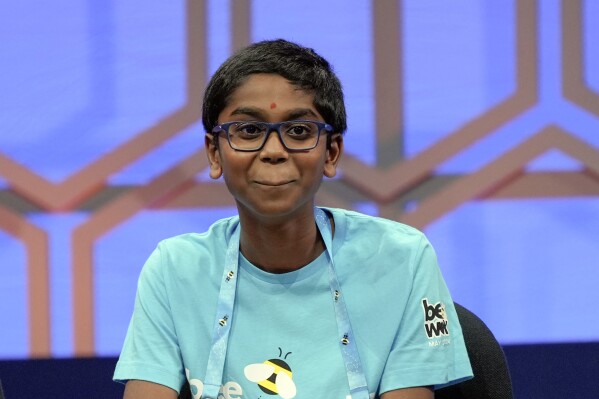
[157,215,238,255]
[143,215,240,278]
[325,207,428,246]
[323,207,435,276]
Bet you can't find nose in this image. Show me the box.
[259,129,288,163]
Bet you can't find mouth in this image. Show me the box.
[254,180,294,187]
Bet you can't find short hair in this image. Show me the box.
[202,39,347,135]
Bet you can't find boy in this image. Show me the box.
[114,39,472,399]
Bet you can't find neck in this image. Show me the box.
[238,208,325,274]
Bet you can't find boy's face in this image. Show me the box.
[205,73,342,222]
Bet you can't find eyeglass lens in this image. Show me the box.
[227,121,321,150]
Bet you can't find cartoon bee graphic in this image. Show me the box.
[341,333,350,345]
[225,271,235,282]
[244,348,296,399]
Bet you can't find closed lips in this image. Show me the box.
[255,180,293,186]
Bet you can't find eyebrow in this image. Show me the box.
[229,107,264,119]
[229,107,320,121]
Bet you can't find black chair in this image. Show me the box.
[178,380,191,399]
[436,302,513,399]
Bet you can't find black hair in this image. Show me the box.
[202,39,347,135]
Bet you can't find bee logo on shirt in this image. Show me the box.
[341,333,350,345]
[225,270,235,282]
[244,347,296,399]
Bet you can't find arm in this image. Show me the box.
[379,236,472,393]
[124,380,178,399]
[380,386,434,399]
[114,246,186,395]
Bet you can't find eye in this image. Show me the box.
[284,122,316,139]
[232,122,266,138]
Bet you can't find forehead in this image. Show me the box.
[227,73,315,107]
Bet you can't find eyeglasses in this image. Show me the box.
[211,120,333,152]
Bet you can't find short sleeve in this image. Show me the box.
[113,244,186,392]
[379,236,473,393]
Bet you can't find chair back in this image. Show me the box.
[436,302,513,399]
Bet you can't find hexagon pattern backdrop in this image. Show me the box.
[1,0,598,359]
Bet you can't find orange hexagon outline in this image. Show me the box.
[399,126,599,229]
[562,0,599,116]
[341,0,539,203]
[1,0,208,356]
[67,0,252,353]
[71,152,207,355]
[0,0,206,212]
[0,205,49,357]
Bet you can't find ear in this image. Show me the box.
[205,133,223,179]
[323,133,343,178]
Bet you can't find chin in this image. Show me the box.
[240,201,313,221]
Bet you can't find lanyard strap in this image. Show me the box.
[202,224,240,398]
[314,209,370,399]
[202,208,369,399]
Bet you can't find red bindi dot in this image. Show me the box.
[270,102,277,109]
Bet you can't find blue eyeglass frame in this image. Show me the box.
[211,120,334,152]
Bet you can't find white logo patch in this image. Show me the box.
[422,298,449,339]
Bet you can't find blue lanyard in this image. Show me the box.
[202,208,369,399]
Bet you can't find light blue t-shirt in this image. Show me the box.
[114,208,472,398]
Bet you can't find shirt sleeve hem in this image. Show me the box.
[113,360,184,393]
[379,361,474,393]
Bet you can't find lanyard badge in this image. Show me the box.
[202,208,369,399]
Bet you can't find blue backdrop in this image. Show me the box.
[1,0,598,359]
